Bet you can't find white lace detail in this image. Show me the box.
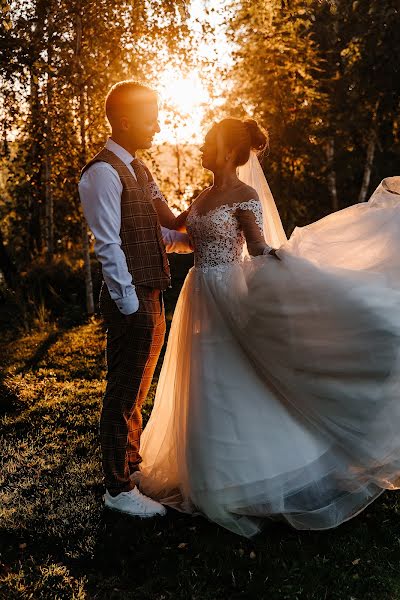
[186,199,264,273]
[147,181,167,203]
[235,199,264,232]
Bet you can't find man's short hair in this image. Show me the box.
[105,80,158,122]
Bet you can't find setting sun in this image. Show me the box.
[156,68,211,144]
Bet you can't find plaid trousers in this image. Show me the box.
[99,284,166,496]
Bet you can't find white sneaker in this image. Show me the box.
[104,487,167,518]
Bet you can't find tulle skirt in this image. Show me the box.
[137,184,400,537]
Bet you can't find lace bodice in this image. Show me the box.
[186,199,265,273]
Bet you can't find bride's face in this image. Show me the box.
[200,126,227,173]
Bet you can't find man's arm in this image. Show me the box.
[79,163,139,315]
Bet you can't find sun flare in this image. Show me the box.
[156,68,210,145]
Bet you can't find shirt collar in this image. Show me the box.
[105,137,135,165]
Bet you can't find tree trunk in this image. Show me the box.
[80,87,94,316]
[28,64,43,257]
[45,5,54,262]
[358,130,376,203]
[325,138,338,211]
[75,12,94,316]
[0,228,17,289]
[358,100,380,203]
[175,139,182,199]
[81,218,94,315]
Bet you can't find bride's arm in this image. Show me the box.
[144,164,189,231]
[236,201,280,258]
[153,199,190,232]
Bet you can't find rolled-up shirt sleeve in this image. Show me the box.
[79,163,138,315]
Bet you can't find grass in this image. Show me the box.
[1,267,400,599]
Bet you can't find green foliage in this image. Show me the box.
[0,253,98,337]
[224,0,400,232]
[1,0,398,286]
[22,256,87,316]
[0,0,191,271]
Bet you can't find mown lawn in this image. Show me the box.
[1,280,400,599]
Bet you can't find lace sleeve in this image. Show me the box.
[141,163,188,230]
[235,199,271,256]
[148,180,168,203]
[142,163,168,204]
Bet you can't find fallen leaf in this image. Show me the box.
[178,542,188,549]
[352,558,361,565]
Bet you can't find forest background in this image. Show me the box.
[0,0,399,326]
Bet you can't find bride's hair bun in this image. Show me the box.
[243,119,269,154]
[216,117,269,167]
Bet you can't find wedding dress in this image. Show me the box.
[137,165,400,537]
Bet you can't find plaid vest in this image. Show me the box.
[81,147,171,292]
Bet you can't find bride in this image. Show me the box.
[137,117,400,537]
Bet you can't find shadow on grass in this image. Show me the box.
[15,329,66,375]
[0,378,19,416]
[0,324,68,417]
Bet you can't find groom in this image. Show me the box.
[79,81,192,518]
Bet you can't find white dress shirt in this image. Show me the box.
[79,137,192,315]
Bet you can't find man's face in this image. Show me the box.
[121,99,160,150]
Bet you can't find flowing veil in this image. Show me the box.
[238,150,287,248]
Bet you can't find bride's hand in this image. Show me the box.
[268,248,281,260]
[262,246,281,260]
